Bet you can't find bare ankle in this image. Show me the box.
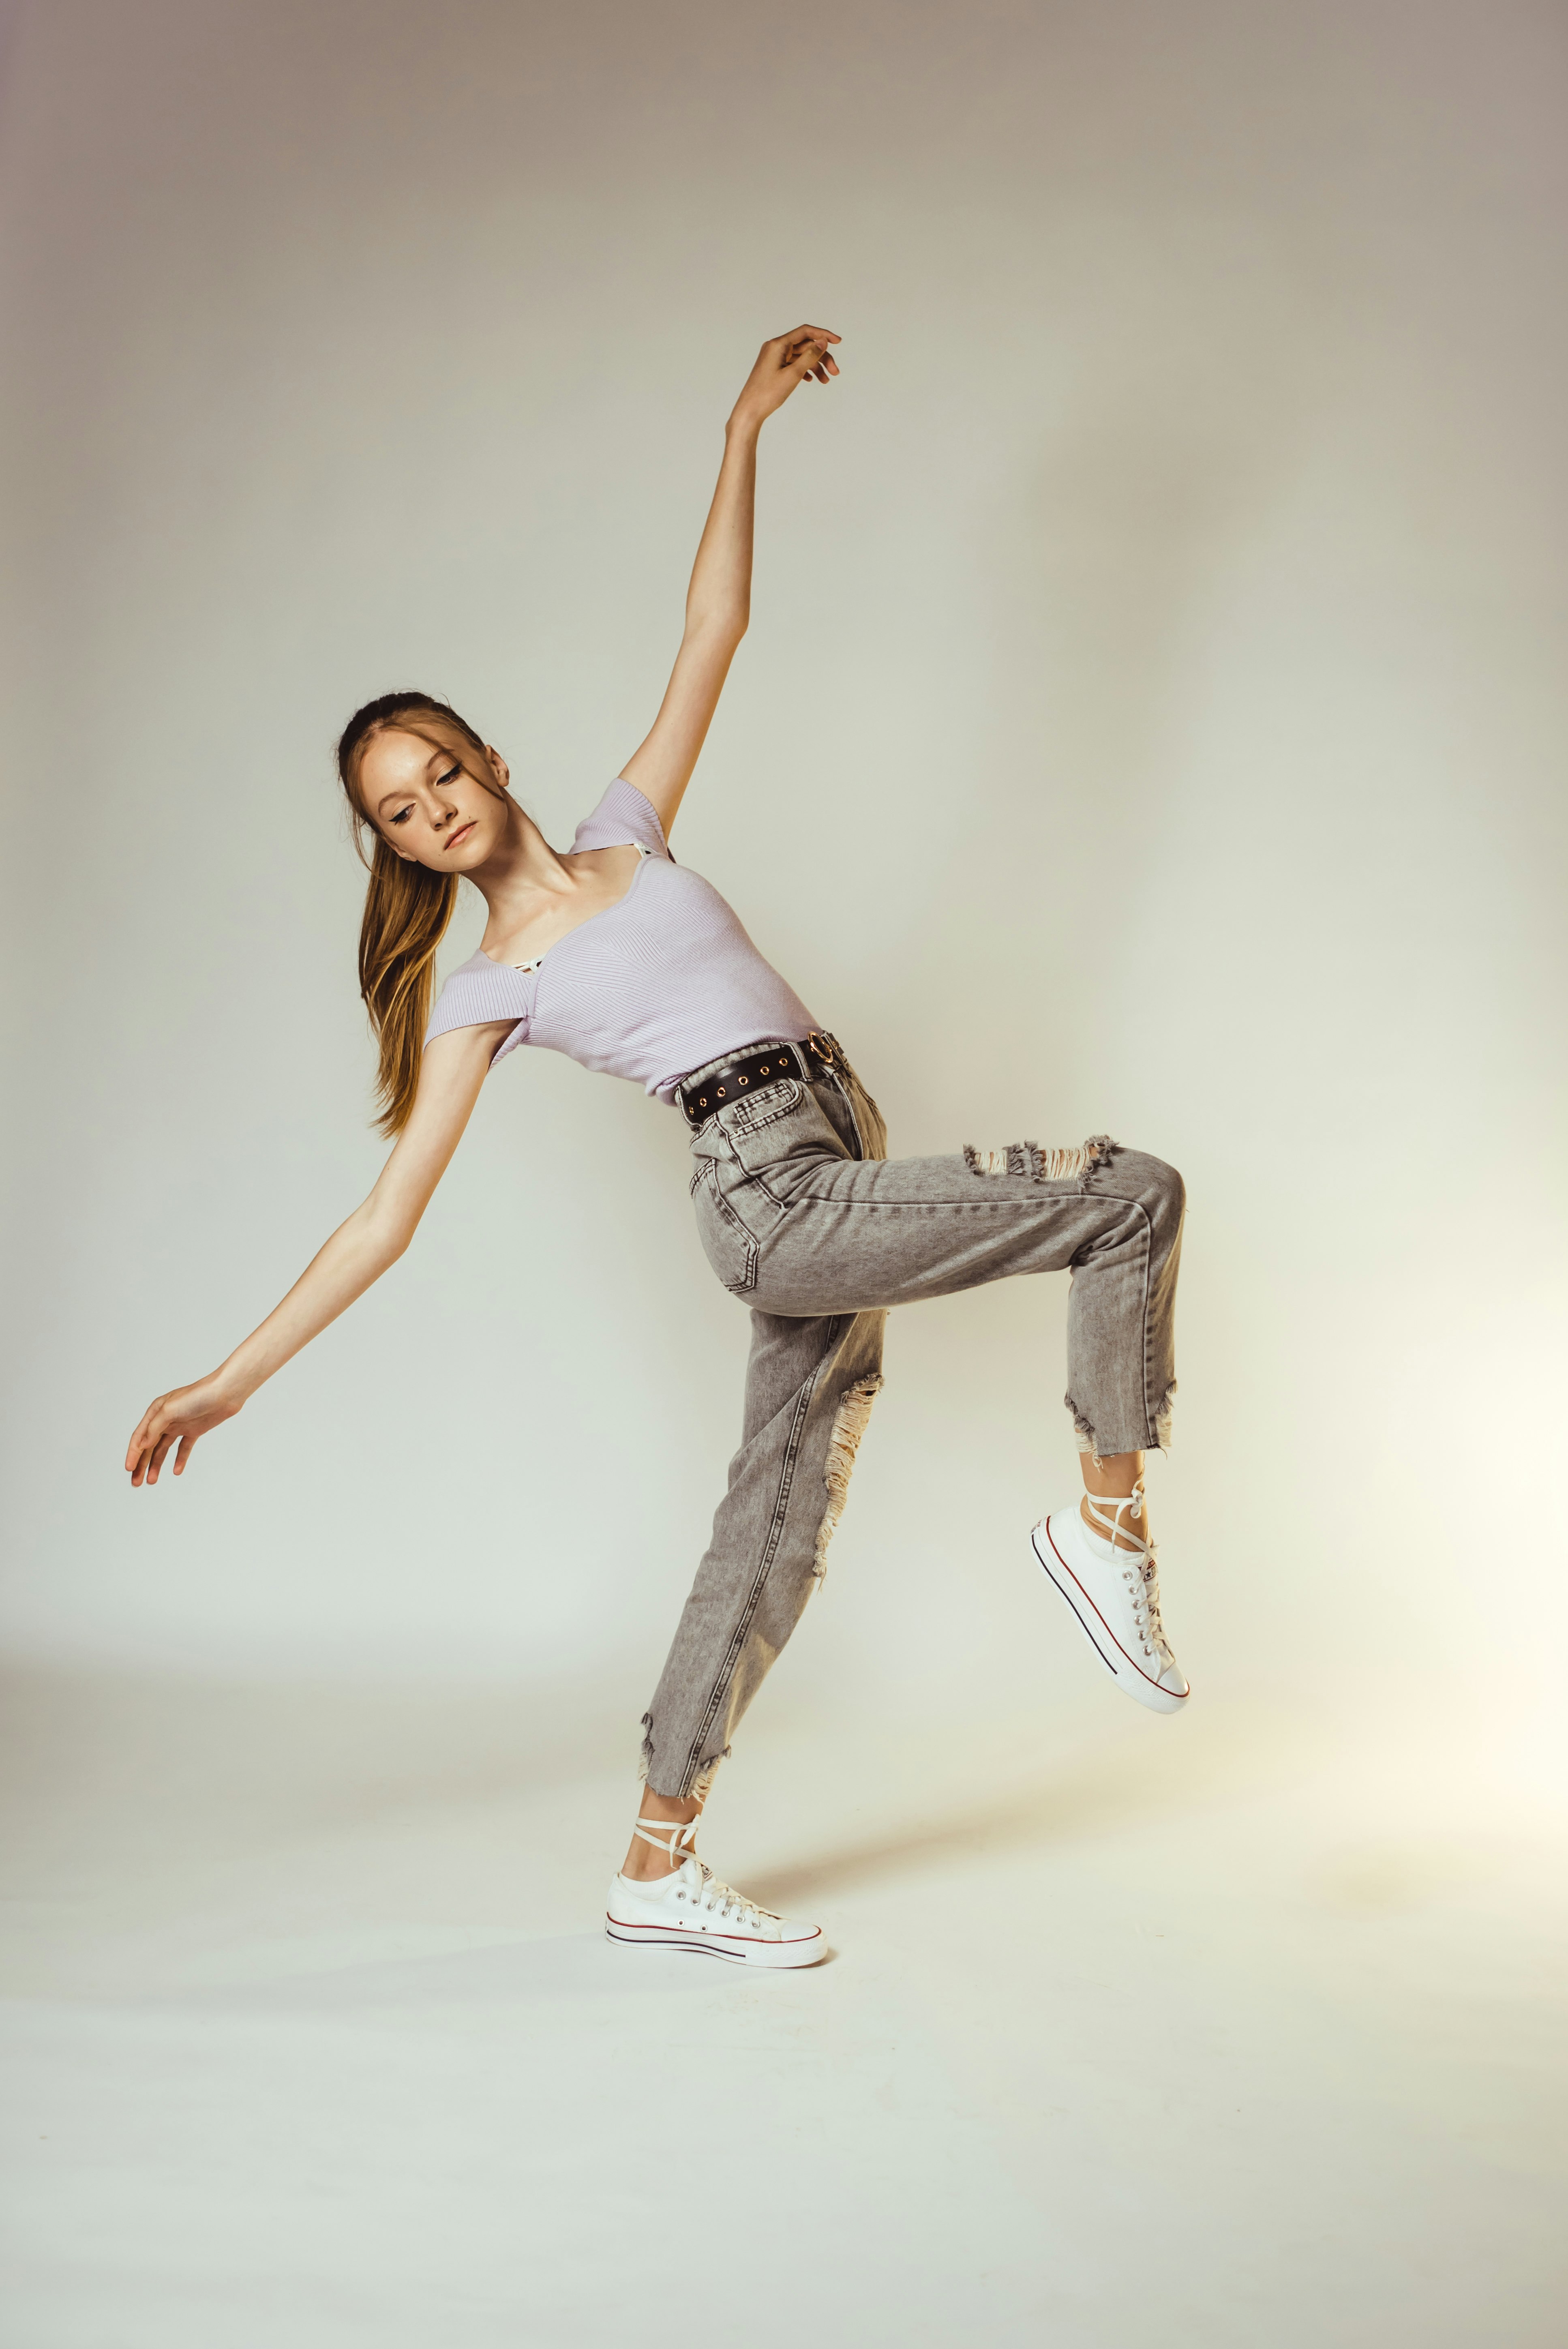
[1077,1451,1150,1551]
[621,1848,675,1882]
[1080,1488,1150,1553]
[621,1793,702,1882]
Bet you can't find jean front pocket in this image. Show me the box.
[692,1160,760,1295]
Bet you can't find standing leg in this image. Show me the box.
[633,1302,886,1836]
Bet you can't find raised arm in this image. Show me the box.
[124,1023,508,1486]
[619,324,840,837]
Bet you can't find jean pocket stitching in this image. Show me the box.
[714,1191,758,1293]
[702,1165,760,1292]
[722,1077,802,1138]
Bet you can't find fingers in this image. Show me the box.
[788,339,839,386]
[127,1400,161,1452]
[128,1403,175,1486]
[767,324,843,383]
[127,1404,162,1484]
[127,1377,237,1483]
[789,328,839,365]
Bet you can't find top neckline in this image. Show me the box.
[475,843,653,974]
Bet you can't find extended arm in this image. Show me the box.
[124,1023,509,1485]
[620,324,840,837]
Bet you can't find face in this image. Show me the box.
[358,728,513,872]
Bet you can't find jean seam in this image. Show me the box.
[1077,1198,1158,1451]
[786,1190,1087,1212]
[1137,1209,1157,1447]
[827,1068,868,1162]
[1130,1211,1153,1449]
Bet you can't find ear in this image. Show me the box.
[486,746,510,793]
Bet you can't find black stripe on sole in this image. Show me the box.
[1031,1528,1122,1678]
[604,1927,818,1966]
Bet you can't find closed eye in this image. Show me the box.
[387,765,460,827]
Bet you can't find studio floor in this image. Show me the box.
[2,1666,1564,2348]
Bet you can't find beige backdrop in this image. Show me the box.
[2,0,1565,1754]
[4,9,1567,2345]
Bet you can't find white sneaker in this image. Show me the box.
[1031,1483,1191,1715]
[606,1818,825,1969]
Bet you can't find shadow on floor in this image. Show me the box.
[740,1706,1291,1910]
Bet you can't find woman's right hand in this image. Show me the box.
[728,324,841,431]
[125,1372,245,1487]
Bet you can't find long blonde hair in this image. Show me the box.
[336,692,506,1137]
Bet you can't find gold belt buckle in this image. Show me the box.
[806,1031,833,1065]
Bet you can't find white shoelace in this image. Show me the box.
[1081,1482,1173,1667]
[630,1816,774,1931]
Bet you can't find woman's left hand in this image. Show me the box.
[729,325,842,431]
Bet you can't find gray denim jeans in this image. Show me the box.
[640,1039,1185,1798]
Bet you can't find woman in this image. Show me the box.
[126,324,1188,1970]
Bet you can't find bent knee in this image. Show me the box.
[1113,1147,1184,1232]
[1149,1154,1186,1228]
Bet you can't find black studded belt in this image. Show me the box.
[676,1033,837,1130]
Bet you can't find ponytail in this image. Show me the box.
[336,691,499,1138]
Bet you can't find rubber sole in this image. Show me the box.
[1031,1516,1189,1715]
[605,1919,826,1969]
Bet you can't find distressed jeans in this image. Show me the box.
[640,1040,1185,1798]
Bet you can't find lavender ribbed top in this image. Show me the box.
[424,779,818,1103]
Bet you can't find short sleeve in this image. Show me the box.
[570,778,673,862]
[424,953,532,1065]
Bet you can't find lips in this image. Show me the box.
[443,821,478,853]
